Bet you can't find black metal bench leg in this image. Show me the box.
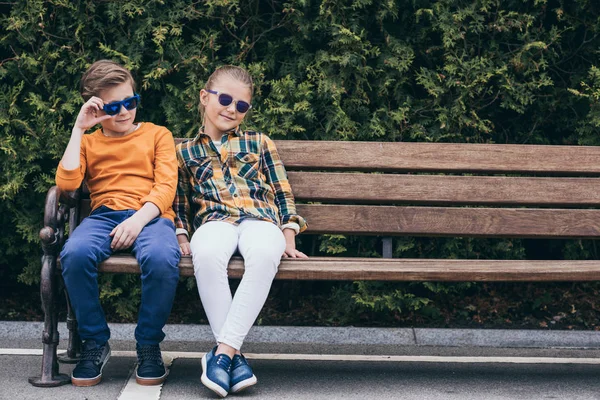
[29,253,70,387]
[58,282,80,364]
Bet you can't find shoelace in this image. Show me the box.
[137,345,163,364]
[215,354,231,372]
[233,354,247,368]
[80,346,104,364]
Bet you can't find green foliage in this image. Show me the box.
[570,66,600,145]
[2,0,600,322]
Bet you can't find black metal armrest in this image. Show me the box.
[40,186,79,253]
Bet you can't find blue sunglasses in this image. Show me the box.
[102,94,141,116]
[206,89,252,113]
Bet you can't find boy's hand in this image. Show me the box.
[282,228,307,258]
[74,96,113,132]
[110,216,144,250]
[177,234,191,255]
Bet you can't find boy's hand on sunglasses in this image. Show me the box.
[74,97,113,132]
[109,216,144,250]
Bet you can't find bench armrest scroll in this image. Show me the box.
[40,186,78,254]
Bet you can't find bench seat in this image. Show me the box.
[88,255,600,281]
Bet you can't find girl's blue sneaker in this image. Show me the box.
[201,347,232,398]
[230,353,257,393]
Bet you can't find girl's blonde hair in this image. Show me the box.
[199,65,254,119]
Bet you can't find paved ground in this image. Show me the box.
[4,322,600,399]
[5,321,600,351]
[6,351,600,400]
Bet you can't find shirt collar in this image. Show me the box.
[195,126,243,142]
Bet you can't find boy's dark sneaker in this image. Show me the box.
[135,343,168,385]
[201,346,232,398]
[71,340,111,387]
[230,353,257,393]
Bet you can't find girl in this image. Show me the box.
[173,65,307,397]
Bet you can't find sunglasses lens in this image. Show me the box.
[236,101,250,113]
[217,93,233,107]
[104,103,121,116]
[123,96,139,111]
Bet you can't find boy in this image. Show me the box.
[56,60,180,386]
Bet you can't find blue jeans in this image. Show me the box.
[60,206,181,345]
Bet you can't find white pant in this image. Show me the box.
[190,219,286,350]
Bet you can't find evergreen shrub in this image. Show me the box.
[2,0,600,324]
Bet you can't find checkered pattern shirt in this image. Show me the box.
[174,127,307,235]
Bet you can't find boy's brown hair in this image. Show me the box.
[80,60,136,101]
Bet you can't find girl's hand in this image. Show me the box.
[282,227,307,258]
[74,96,113,132]
[283,245,307,258]
[177,234,191,255]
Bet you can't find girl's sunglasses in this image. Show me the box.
[206,89,252,113]
[102,94,140,116]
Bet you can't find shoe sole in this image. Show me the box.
[230,375,257,393]
[136,369,169,386]
[201,353,228,398]
[71,349,111,387]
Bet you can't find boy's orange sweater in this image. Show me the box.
[55,122,177,221]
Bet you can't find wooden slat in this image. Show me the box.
[296,204,600,238]
[78,201,600,238]
[276,141,600,174]
[175,138,600,174]
[94,255,600,281]
[288,172,600,206]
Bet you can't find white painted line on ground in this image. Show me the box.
[111,351,203,359]
[117,353,174,400]
[0,348,65,356]
[244,354,600,365]
[3,348,600,365]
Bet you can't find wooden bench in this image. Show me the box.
[30,140,600,386]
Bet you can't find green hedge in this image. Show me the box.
[2,0,600,322]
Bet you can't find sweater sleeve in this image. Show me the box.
[55,137,87,192]
[140,128,178,214]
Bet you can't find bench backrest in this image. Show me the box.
[78,140,600,240]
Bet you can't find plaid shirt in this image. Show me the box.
[174,127,307,234]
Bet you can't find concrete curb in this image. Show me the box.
[2,321,600,349]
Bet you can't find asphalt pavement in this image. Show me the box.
[3,321,600,400]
